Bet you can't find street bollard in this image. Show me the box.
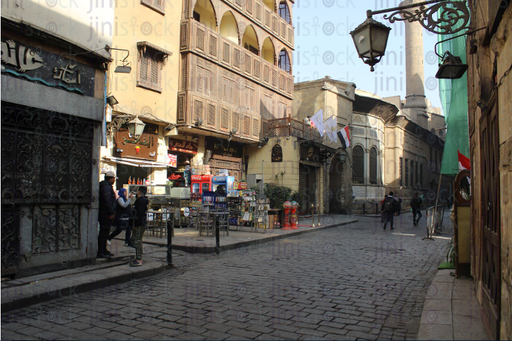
[166,213,174,267]
[316,205,321,226]
[215,215,220,255]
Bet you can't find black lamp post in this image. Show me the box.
[351,1,471,72]
[350,16,391,72]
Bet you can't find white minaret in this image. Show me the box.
[400,0,428,128]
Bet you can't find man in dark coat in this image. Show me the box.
[410,192,423,226]
[98,170,117,258]
[381,191,398,230]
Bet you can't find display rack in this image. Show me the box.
[253,199,270,232]
[241,190,256,228]
[228,196,242,226]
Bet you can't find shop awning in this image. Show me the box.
[103,156,169,168]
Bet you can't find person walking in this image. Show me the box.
[98,171,117,258]
[381,191,398,230]
[131,186,149,267]
[394,193,402,216]
[107,188,134,247]
[411,192,423,226]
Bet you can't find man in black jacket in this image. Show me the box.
[410,192,423,226]
[381,191,398,231]
[98,171,117,258]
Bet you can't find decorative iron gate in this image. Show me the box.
[1,102,94,275]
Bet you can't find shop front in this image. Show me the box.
[103,121,169,190]
[204,137,244,180]
[168,138,198,187]
[299,142,321,211]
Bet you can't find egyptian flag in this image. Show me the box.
[337,125,351,149]
[458,150,471,171]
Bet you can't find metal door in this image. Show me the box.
[479,104,500,338]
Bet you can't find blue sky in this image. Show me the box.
[293,0,443,111]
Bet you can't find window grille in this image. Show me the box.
[221,108,229,129]
[138,49,163,92]
[352,146,364,184]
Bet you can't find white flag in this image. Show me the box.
[310,109,324,136]
[324,116,337,142]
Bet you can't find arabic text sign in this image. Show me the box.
[1,38,96,96]
[168,154,177,167]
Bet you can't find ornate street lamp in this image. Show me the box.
[350,17,391,72]
[127,116,146,137]
[352,0,471,71]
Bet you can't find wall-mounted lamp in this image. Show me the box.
[106,46,132,74]
[263,136,269,143]
[116,148,123,153]
[194,118,203,127]
[128,116,146,137]
[351,1,471,71]
[435,51,468,79]
[258,143,263,149]
[106,94,119,107]
[165,124,175,131]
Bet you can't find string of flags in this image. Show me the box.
[307,109,351,149]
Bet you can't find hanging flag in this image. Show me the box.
[310,109,324,136]
[458,150,471,171]
[324,116,337,142]
[337,125,351,149]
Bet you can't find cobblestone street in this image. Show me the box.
[2,213,452,340]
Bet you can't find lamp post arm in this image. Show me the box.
[366,0,470,35]
[433,26,487,58]
[368,0,447,17]
[105,46,130,64]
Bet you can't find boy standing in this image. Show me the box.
[131,186,149,267]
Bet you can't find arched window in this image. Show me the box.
[279,1,291,23]
[278,49,291,73]
[192,0,217,31]
[369,147,377,184]
[219,11,239,44]
[352,146,364,184]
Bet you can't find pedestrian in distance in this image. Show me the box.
[411,192,423,226]
[98,171,117,258]
[107,188,134,247]
[131,186,149,267]
[394,193,402,216]
[381,191,398,230]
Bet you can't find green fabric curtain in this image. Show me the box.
[438,16,470,176]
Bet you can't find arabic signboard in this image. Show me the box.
[114,129,158,160]
[234,182,248,190]
[205,137,243,158]
[168,138,198,154]
[168,154,177,168]
[1,38,96,97]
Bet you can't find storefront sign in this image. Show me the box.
[234,182,248,190]
[205,137,243,158]
[168,138,198,154]
[168,154,177,167]
[1,38,96,96]
[114,129,158,160]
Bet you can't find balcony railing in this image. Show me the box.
[263,116,322,142]
[180,19,294,99]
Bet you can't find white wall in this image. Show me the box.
[2,0,113,58]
